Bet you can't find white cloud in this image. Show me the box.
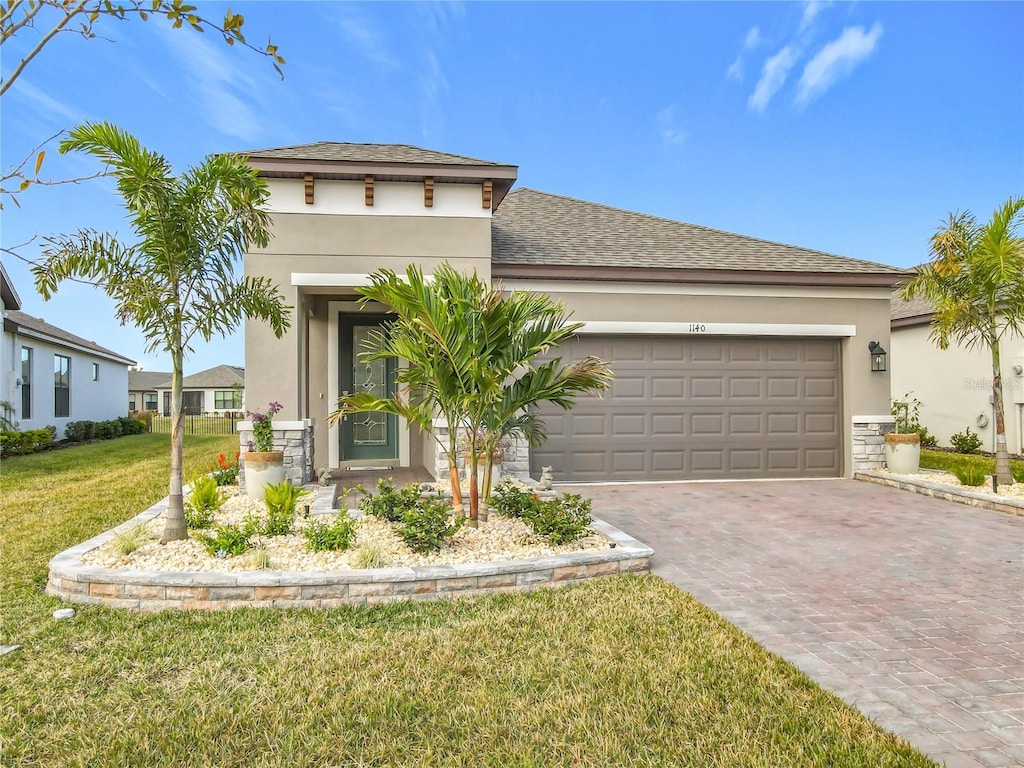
[796,23,884,107]
[799,0,832,33]
[418,49,449,140]
[332,9,399,70]
[156,26,271,143]
[748,46,798,112]
[656,106,689,146]
[11,78,83,124]
[726,57,744,82]
[744,26,763,49]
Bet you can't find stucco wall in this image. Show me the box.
[891,322,1024,453]
[11,334,128,434]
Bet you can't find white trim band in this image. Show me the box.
[292,273,372,288]
[853,415,897,423]
[577,321,857,337]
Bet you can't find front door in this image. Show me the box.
[340,314,398,461]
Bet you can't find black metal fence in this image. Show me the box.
[151,413,239,436]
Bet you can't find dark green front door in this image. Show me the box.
[340,314,398,461]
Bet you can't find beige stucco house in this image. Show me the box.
[151,365,245,417]
[890,291,1024,454]
[240,142,907,485]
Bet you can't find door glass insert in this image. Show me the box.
[352,326,388,446]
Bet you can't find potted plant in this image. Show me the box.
[459,428,511,492]
[244,401,284,500]
[885,400,921,474]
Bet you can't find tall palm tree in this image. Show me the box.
[901,196,1024,485]
[331,263,613,523]
[33,122,290,541]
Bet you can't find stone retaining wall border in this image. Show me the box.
[47,485,654,611]
[855,469,1024,518]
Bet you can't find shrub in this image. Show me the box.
[953,464,988,487]
[94,420,121,440]
[117,416,146,435]
[130,410,154,432]
[359,479,421,523]
[890,393,937,447]
[304,514,358,552]
[397,498,462,554]
[490,481,537,519]
[1012,464,1024,484]
[65,421,95,442]
[185,475,225,529]
[0,428,54,457]
[249,548,272,570]
[195,523,254,557]
[524,493,593,545]
[950,427,983,455]
[112,523,153,556]
[351,540,387,569]
[261,481,303,536]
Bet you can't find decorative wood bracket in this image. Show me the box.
[424,177,434,208]
[364,176,374,206]
[482,180,493,210]
[303,173,314,205]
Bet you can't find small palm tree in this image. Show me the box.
[901,196,1024,485]
[33,122,290,541]
[330,263,613,523]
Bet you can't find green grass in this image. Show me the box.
[0,436,935,767]
[921,448,1024,478]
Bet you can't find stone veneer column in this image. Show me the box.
[431,418,535,483]
[238,419,315,489]
[852,415,896,472]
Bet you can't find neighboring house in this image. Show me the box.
[153,365,245,416]
[1,260,23,422]
[240,142,907,483]
[890,290,1024,454]
[127,370,171,414]
[1,265,135,433]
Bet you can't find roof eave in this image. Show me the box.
[891,313,935,329]
[491,263,908,289]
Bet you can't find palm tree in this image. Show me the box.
[330,263,613,524]
[901,196,1024,485]
[32,122,290,541]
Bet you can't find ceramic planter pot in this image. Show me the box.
[884,433,921,474]
[244,450,285,500]
[463,453,503,490]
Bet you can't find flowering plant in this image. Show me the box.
[457,428,511,460]
[209,451,240,486]
[246,401,283,452]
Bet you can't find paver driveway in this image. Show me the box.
[564,479,1024,768]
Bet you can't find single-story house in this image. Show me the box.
[890,289,1024,454]
[128,369,170,414]
[1,263,135,433]
[153,365,245,416]
[239,142,908,484]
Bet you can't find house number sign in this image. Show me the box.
[687,323,707,333]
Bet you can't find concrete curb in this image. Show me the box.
[855,470,1024,517]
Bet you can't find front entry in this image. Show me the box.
[339,314,398,461]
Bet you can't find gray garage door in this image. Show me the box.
[531,336,842,482]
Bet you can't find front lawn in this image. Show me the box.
[0,436,934,767]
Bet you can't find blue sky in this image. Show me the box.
[2,1,1022,375]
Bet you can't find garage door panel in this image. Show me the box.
[533,336,841,481]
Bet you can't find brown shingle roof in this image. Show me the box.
[5,311,134,365]
[491,188,907,276]
[239,142,509,168]
[153,365,245,390]
[128,371,172,392]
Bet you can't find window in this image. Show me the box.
[182,391,204,414]
[128,393,137,412]
[145,393,157,412]
[20,347,32,419]
[162,391,170,417]
[54,355,70,418]
[214,390,243,410]
[92,362,99,381]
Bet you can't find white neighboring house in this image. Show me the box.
[890,289,1024,454]
[153,365,245,416]
[1,265,135,433]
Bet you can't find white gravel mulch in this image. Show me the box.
[878,468,1024,500]
[82,486,608,573]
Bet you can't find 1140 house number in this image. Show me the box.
[688,323,707,333]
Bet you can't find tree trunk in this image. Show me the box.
[479,457,493,523]
[161,344,188,543]
[446,427,464,516]
[467,446,479,527]
[991,336,1013,486]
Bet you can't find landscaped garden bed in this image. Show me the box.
[856,466,1024,517]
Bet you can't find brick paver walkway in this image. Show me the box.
[565,479,1024,768]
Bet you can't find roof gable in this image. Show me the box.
[153,365,245,390]
[239,142,510,168]
[5,311,134,365]
[492,188,907,280]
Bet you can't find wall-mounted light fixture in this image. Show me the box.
[868,341,887,372]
